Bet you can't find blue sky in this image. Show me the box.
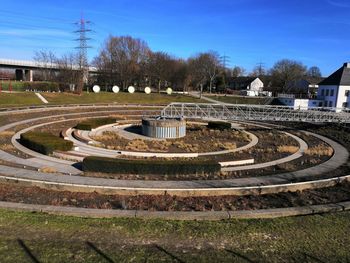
[0,0,349,75]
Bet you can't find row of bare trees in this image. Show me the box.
[92,35,225,93]
[33,35,323,94]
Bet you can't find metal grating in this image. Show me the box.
[161,103,350,123]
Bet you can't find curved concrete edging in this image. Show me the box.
[0,105,348,196]
[70,122,259,158]
[9,113,156,174]
[0,174,349,197]
[222,131,308,171]
[0,200,349,220]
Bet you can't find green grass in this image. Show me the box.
[209,95,272,105]
[0,92,203,108]
[41,92,203,105]
[0,209,349,262]
[0,92,42,107]
[0,81,29,92]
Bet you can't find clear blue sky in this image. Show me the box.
[0,0,349,75]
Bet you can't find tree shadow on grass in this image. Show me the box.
[154,244,186,263]
[17,239,41,263]
[86,241,115,263]
[225,249,258,263]
[302,252,327,263]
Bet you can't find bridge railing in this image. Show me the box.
[161,103,350,123]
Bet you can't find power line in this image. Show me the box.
[220,54,230,69]
[74,14,93,86]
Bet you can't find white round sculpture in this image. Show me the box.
[166,87,173,95]
[112,86,120,93]
[128,86,135,94]
[92,85,100,93]
[144,87,151,94]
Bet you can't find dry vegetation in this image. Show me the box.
[305,143,334,157]
[277,145,299,154]
[0,131,15,137]
[38,167,58,173]
[92,124,250,153]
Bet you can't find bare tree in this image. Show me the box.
[270,59,307,91]
[146,51,174,93]
[33,50,57,81]
[56,52,81,92]
[232,66,246,78]
[307,66,322,78]
[94,35,150,90]
[169,59,189,92]
[250,64,266,77]
[188,51,220,93]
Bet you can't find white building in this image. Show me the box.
[316,62,350,109]
[227,77,264,96]
[278,94,323,110]
[278,62,350,110]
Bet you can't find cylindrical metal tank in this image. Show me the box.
[142,117,186,139]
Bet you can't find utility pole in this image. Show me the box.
[220,54,230,93]
[256,61,265,77]
[74,14,92,94]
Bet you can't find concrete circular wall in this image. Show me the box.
[142,117,186,139]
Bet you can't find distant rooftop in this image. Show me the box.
[319,62,350,86]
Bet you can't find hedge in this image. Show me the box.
[20,131,73,155]
[82,156,221,175]
[207,121,232,130]
[75,118,117,131]
[25,82,60,92]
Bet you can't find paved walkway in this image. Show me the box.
[0,109,158,175]
[188,92,226,104]
[0,106,348,193]
[0,132,346,191]
[0,200,348,220]
[71,123,259,159]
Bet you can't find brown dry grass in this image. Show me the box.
[173,141,199,152]
[149,140,172,152]
[125,139,149,151]
[277,145,299,154]
[0,131,15,137]
[39,167,57,173]
[0,144,15,151]
[305,144,334,156]
[214,142,237,150]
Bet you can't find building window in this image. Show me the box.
[325,101,328,107]
[343,102,348,108]
[329,101,333,107]
[330,89,334,96]
[321,90,325,96]
[326,89,329,96]
[319,102,323,107]
[345,90,350,97]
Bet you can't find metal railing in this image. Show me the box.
[161,103,350,123]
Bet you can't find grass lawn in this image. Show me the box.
[0,209,349,262]
[209,95,273,105]
[41,92,203,105]
[0,92,202,108]
[0,92,42,107]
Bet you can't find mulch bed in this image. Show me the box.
[0,181,349,211]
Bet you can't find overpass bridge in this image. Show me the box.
[0,58,97,82]
[161,103,350,123]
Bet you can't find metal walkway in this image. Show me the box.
[161,103,350,123]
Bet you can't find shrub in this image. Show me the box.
[75,118,117,131]
[82,156,221,175]
[20,131,73,155]
[25,82,60,92]
[277,145,299,154]
[207,121,232,130]
[305,145,334,157]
